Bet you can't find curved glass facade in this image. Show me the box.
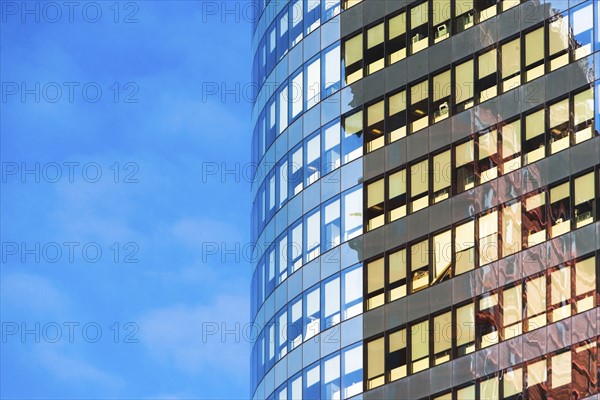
[250,1,600,399]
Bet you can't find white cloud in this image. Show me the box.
[137,295,249,379]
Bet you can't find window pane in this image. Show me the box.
[433,70,451,101]
[504,368,523,397]
[367,179,384,208]
[342,344,363,398]
[367,258,384,294]
[456,60,474,104]
[433,230,452,283]
[576,256,596,296]
[367,337,385,387]
[411,159,429,196]
[411,320,429,371]
[479,49,497,79]
[525,27,544,65]
[456,303,475,347]
[549,14,569,54]
[501,39,520,77]
[552,351,572,388]
[502,201,522,256]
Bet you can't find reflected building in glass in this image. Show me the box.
[249,0,600,399]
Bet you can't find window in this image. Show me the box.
[410,159,429,212]
[388,248,407,301]
[551,351,571,389]
[432,70,451,123]
[501,38,521,92]
[455,220,475,275]
[366,257,385,310]
[502,285,522,340]
[289,145,303,197]
[323,197,341,251]
[305,209,321,262]
[478,129,498,184]
[456,302,475,356]
[277,310,288,359]
[323,120,341,174]
[525,275,546,332]
[455,59,474,111]
[342,344,363,398]
[366,99,385,152]
[478,49,497,102]
[387,12,407,64]
[305,133,321,186]
[323,44,341,96]
[574,256,596,313]
[304,363,320,399]
[388,169,407,222]
[344,33,363,85]
[366,22,385,74]
[290,220,303,272]
[278,86,288,134]
[306,57,321,109]
[410,2,429,54]
[501,119,521,174]
[524,109,545,165]
[277,11,289,61]
[409,80,429,133]
[502,201,522,256]
[410,239,429,293]
[503,367,523,400]
[433,230,452,284]
[549,182,570,238]
[571,1,594,60]
[322,354,341,400]
[342,111,363,164]
[549,98,570,154]
[290,70,304,119]
[477,292,499,348]
[290,0,303,46]
[290,373,302,400]
[479,210,498,265]
[574,172,595,228]
[278,235,288,283]
[343,186,363,241]
[456,139,475,192]
[572,341,597,398]
[456,385,475,399]
[548,13,570,71]
[387,90,407,142]
[388,328,407,380]
[523,192,546,247]
[289,296,303,350]
[367,178,385,231]
[323,276,341,328]
[525,27,544,82]
[476,0,497,23]
[305,0,320,35]
[432,0,451,43]
[411,320,429,373]
[433,150,451,203]
[323,0,340,20]
[366,337,385,389]
[480,376,499,400]
[304,286,320,341]
[433,311,452,365]
[574,88,594,144]
[455,0,474,33]
[342,264,362,320]
[549,266,571,322]
[526,359,547,399]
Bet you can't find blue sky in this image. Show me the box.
[1,2,253,398]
